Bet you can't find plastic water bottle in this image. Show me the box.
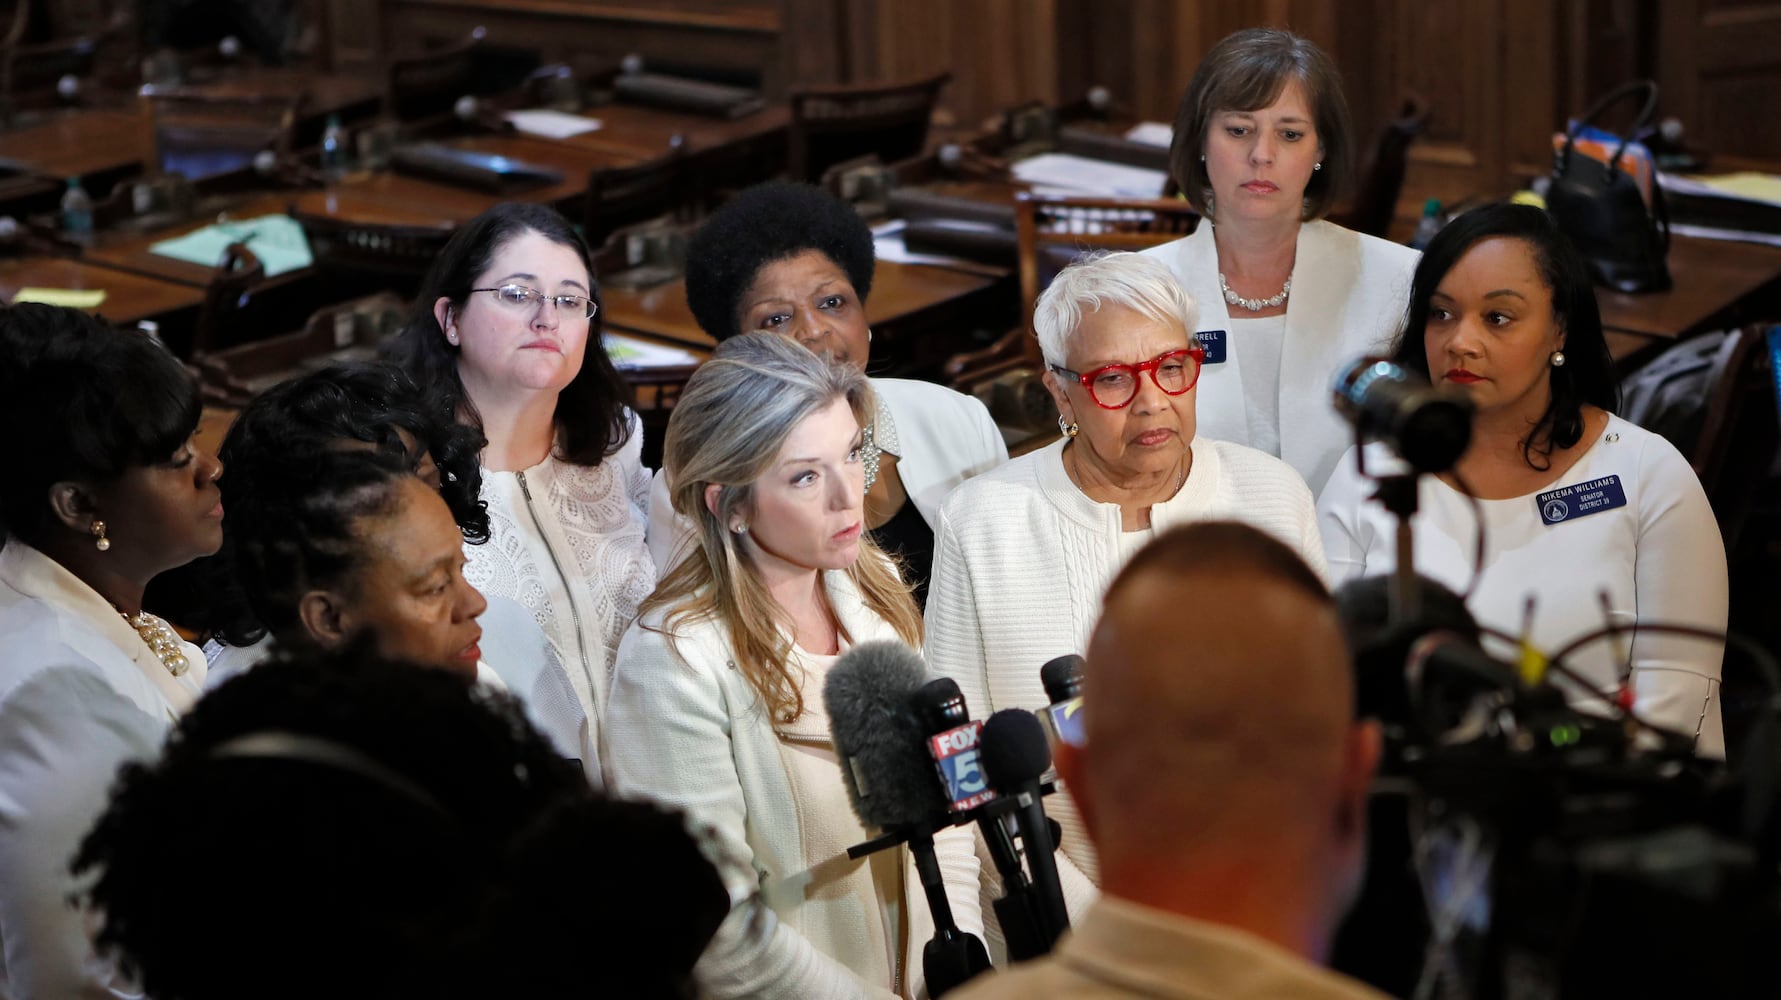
[60,176,94,246]
[320,114,348,184]
[1410,198,1442,251]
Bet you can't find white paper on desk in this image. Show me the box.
[605,332,701,369]
[1660,171,1781,208]
[871,219,984,269]
[1011,153,1170,198]
[504,109,604,139]
[1668,222,1781,248]
[1124,121,1174,148]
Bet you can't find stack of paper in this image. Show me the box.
[503,109,604,139]
[150,214,314,276]
[1011,153,1170,199]
[606,332,702,370]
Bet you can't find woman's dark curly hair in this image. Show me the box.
[0,304,200,546]
[1390,203,1618,470]
[384,201,633,467]
[166,362,490,646]
[684,181,877,342]
[206,446,419,647]
[74,641,727,1000]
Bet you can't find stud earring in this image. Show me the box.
[446,332,459,346]
[732,522,749,535]
[1057,414,1079,439]
[1314,161,1323,171]
[1551,350,1566,368]
[91,519,110,552]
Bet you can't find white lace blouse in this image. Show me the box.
[464,412,656,771]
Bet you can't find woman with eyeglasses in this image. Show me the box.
[923,252,1325,922]
[387,203,654,779]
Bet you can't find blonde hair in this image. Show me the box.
[643,333,921,721]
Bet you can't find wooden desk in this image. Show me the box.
[289,134,644,226]
[0,256,204,324]
[1596,235,1781,341]
[601,259,1014,364]
[0,106,154,184]
[555,101,790,159]
[83,192,301,287]
[173,66,384,122]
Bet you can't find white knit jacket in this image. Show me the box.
[923,435,1326,920]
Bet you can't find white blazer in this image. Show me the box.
[1141,219,1419,497]
[606,571,982,999]
[0,542,206,999]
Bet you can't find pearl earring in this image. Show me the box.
[1551,350,1567,367]
[91,519,110,552]
[1313,161,1323,171]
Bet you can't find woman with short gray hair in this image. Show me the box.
[924,251,1325,922]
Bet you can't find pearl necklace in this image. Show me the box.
[1219,271,1291,312]
[121,609,191,677]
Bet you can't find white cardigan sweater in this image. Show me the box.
[466,412,656,769]
[923,436,1325,921]
[606,570,983,999]
[1141,219,1420,497]
[0,542,206,999]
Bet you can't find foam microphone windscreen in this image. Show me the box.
[824,640,947,830]
[1040,655,1085,706]
[980,709,1052,792]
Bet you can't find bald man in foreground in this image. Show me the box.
[955,522,1388,998]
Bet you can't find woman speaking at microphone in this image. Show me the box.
[1317,204,1728,755]
[606,333,981,998]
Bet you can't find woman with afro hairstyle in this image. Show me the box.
[662,181,1008,607]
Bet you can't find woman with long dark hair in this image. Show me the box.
[1317,203,1728,755]
[387,203,655,774]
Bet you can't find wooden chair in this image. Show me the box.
[189,242,265,356]
[583,142,689,249]
[1691,324,1780,553]
[944,191,1200,424]
[145,89,303,186]
[385,27,486,129]
[193,291,408,406]
[289,207,455,296]
[788,71,950,183]
[1329,93,1430,239]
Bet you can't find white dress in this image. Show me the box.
[0,541,206,998]
[466,412,656,777]
[1316,414,1729,756]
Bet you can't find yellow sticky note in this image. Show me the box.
[13,287,107,308]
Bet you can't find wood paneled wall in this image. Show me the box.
[332,1,1781,227]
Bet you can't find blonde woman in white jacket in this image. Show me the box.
[609,333,982,999]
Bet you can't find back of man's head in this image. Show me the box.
[1069,522,1379,958]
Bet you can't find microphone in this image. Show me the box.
[824,642,990,995]
[1331,357,1474,473]
[981,709,1070,951]
[1039,654,1085,749]
[912,679,1058,962]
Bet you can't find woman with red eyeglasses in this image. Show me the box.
[923,251,1325,927]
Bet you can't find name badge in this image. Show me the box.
[1536,474,1627,525]
[1196,329,1227,364]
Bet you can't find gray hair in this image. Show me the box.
[1033,251,1200,369]
[663,332,872,538]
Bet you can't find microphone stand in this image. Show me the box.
[1355,434,1425,627]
